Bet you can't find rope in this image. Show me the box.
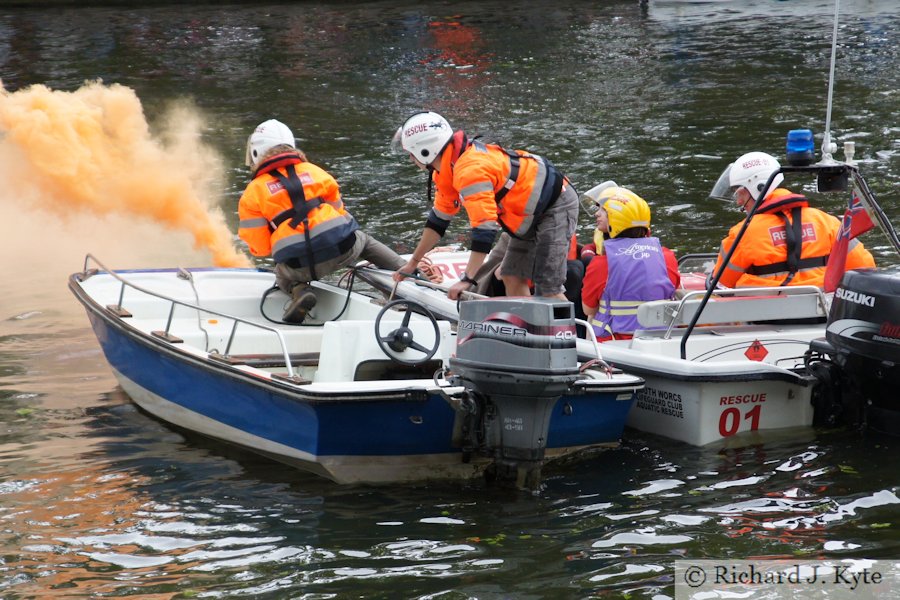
[259,269,358,326]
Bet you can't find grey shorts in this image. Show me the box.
[275,230,404,292]
[499,184,578,296]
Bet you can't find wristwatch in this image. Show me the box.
[460,273,477,286]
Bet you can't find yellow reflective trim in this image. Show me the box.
[608,308,638,316]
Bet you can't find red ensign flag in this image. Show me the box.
[824,193,875,292]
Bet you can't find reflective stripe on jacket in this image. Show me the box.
[713,189,875,288]
[238,153,358,265]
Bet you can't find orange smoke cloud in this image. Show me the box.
[0,80,249,268]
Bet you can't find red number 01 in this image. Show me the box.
[718,404,762,437]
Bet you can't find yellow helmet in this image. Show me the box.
[600,187,651,238]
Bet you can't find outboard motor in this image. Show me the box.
[449,297,579,487]
[807,268,900,433]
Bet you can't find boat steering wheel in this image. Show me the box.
[374,299,441,367]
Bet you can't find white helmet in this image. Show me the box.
[245,119,295,168]
[710,151,784,203]
[391,111,453,166]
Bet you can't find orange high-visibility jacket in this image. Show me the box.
[430,138,560,251]
[238,153,358,265]
[714,189,875,288]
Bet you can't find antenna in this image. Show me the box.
[821,0,841,163]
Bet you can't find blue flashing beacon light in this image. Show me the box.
[786,129,815,166]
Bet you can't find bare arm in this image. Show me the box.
[393,228,443,282]
[448,250,488,300]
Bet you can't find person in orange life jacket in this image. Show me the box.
[390,111,579,301]
[238,119,406,323]
[581,187,680,341]
[708,151,875,289]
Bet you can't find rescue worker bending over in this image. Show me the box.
[391,111,579,301]
[238,119,405,323]
[581,187,680,341]
[708,151,875,289]
[470,231,587,320]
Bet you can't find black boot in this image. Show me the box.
[283,283,317,323]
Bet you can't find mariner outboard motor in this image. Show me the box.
[807,268,900,433]
[449,297,580,487]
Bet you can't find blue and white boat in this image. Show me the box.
[69,255,643,486]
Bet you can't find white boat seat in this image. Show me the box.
[314,319,451,383]
[637,286,829,329]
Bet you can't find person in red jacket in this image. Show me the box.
[238,119,405,322]
[391,111,578,302]
[581,187,680,341]
[708,151,875,289]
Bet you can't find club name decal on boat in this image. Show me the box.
[835,287,876,307]
[635,386,684,419]
[635,386,769,438]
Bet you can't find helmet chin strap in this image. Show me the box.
[425,134,462,205]
[426,165,435,205]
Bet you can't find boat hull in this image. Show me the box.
[85,307,476,483]
[358,262,820,447]
[627,374,813,446]
[589,327,819,446]
[74,268,639,484]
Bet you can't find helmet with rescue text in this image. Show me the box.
[602,187,652,239]
[391,111,453,167]
[709,151,785,204]
[245,119,296,168]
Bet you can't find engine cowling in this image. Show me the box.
[812,268,900,433]
[450,297,579,485]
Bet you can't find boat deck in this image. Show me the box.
[77,266,451,386]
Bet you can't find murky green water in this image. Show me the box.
[1,1,898,598]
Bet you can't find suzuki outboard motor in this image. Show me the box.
[449,297,579,487]
[807,268,900,433]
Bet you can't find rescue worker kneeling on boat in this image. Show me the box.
[709,151,875,289]
[238,119,406,323]
[581,187,681,341]
[390,111,579,302]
